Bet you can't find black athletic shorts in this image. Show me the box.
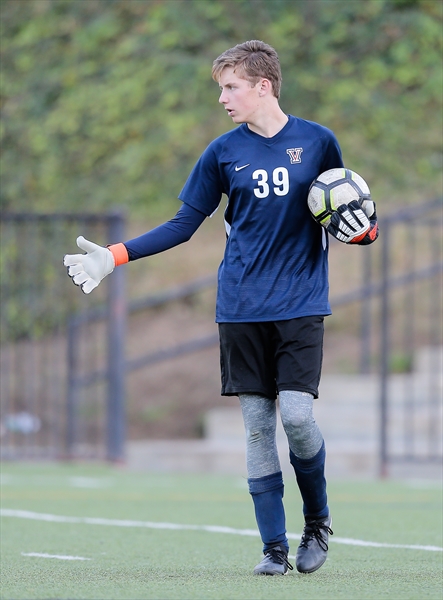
[219,316,324,399]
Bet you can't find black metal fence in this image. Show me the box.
[1,200,442,473]
[376,199,442,475]
[0,212,126,461]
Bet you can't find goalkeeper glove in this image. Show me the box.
[328,200,379,245]
[63,236,128,294]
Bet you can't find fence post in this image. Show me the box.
[66,315,80,457]
[379,218,390,478]
[106,211,127,462]
[360,248,372,374]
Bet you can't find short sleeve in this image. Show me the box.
[320,131,344,172]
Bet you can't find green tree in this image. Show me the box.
[1,0,441,218]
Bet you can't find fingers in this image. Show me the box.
[64,236,113,294]
[350,208,370,232]
[64,264,93,293]
[76,236,102,254]
[81,279,98,294]
[66,264,84,277]
[72,271,89,285]
[328,203,370,243]
[63,237,99,292]
[346,200,361,212]
[64,237,102,266]
[329,212,341,228]
[337,203,369,231]
[63,253,85,267]
[68,269,97,294]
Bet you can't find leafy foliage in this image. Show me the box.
[1,0,442,218]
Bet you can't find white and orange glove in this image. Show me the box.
[63,236,128,294]
[328,200,379,245]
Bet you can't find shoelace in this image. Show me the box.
[299,520,333,552]
[267,547,294,571]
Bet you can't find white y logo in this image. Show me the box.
[235,164,250,171]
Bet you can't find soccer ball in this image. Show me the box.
[307,168,374,229]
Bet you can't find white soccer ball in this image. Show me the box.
[307,168,374,229]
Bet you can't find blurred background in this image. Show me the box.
[1,0,442,478]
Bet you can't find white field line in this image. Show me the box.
[21,552,91,561]
[2,509,442,553]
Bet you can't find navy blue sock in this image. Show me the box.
[248,470,288,552]
[289,442,329,520]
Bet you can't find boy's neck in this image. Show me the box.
[247,105,288,138]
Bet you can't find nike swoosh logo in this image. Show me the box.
[235,164,250,171]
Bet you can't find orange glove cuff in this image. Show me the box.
[108,243,129,266]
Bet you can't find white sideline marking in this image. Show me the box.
[2,509,442,553]
[21,552,91,561]
[68,477,112,489]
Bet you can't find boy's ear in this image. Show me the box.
[258,78,272,96]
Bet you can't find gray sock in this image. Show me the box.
[279,390,323,459]
[239,394,281,479]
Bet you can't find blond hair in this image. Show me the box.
[212,40,282,99]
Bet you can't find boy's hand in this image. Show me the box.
[328,201,371,244]
[63,236,115,294]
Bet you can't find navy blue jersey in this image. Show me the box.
[179,115,344,323]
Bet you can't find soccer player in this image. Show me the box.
[64,40,378,575]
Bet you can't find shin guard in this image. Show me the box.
[248,470,288,552]
[289,442,329,520]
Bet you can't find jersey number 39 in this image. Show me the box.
[253,167,289,198]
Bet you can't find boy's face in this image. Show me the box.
[218,67,262,125]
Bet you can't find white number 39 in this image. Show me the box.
[253,167,289,198]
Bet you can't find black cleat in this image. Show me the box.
[296,515,333,573]
[253,545,294,575]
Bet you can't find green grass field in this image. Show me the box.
[1,462,442,600]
